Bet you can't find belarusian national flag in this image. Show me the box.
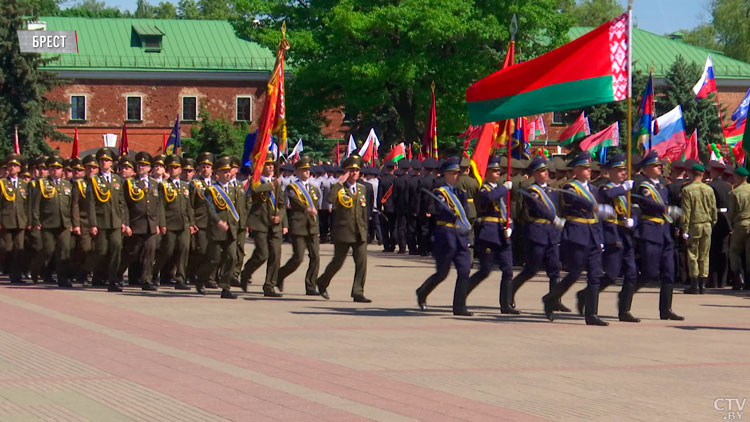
[558,112,591,146]
[725,121,746,147]
[466,13,629,125]
[579,122,619,153]
[384,143,406,163]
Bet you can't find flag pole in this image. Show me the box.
[715,88,728,151]
[626,0,633,219]
[647,69,654,152]
[506,14,517,234]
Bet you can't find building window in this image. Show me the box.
[70,95,86,120]
[552,111,564,125]
[236,97,252,121]
[127,96,142,121]
[182,96,197,121]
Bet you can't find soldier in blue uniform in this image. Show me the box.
[510,156,568,313]
[416,158,473,316]
[542,152,608,326]
[633,151,684,320]
[578,154,640,322]
[466,155,515,313]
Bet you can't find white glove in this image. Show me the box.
[504,228,513,238]
[720,208,728,213]
[682,232,690,240]
[597,204,615,219]
[625,218,634,228]
[553,216,566,231]
[622,180,634,191]
[503,180,513,190]
[668,205,683,220]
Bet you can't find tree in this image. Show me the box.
[134,0,153,18]
[20,0,62,15]
[59,0,129,18]
[177,0,201,19]
[681,24,723,52]
[659,55,723,160]
[185,108,248,158]
[232,0,573,154]
[712,0,750,63]
[153,1,177,19]
[0,0,68,156]
[557,0,625,26]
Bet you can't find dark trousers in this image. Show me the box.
[417,215,433,255]
[467,239,513,305]
[601,241,638,314]
[35,228,72,282]
[381,212,397,251]
[200,238,236,290]
[92,228,122,284]
[317,241,367,297]
[278,234,319,292]
[709,231,728,287]
[119,232,158,285]
[241,230,282,293]
[1,229,25,282]
[396,214,407,252]
[559,239,603,295]
[406,215,419,253]
[187,228,210,282]
[319,209,332,241]
[638,237,676,313]
[154,228,190,284]
[25,228,42,276]
[368,212,383,245]
[512,239,561,292]
[417,236,471,312]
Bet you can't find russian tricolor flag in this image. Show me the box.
[648,105,687,159]
[692,55,717,99]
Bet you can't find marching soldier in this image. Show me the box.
[316,155,371,302]
[406,160,422,254]
[542,152,608,326]
[240,156,287,297]
[377,161,397,252]
[118,152,165,291]
[187,152,215,287]
[87,148,129,292]
[416,157,472,315]
[394,160,410,253]
[633,151,684,320]
[26,156,47,282]
[466,155,515,313]
[418,158,438,256]
[681,163,717,294]
[198,156,242,299]
[668,161,690,286]
[153,155,195,290]
[277,157,321,295]
[72,155,97,285]
[0,154,30,284]
[456,157,479,227]
[728,167,750,290]
[30,156,74,287]
[707,161,732,288]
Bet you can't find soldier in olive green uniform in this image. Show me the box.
[456,158,479,225]
[278,157,321,295]
[26,156,48,282]
[680,163,718,294]
[198,156,242,299]
[87,148,129,292]
[118,152,166,291]
[316,156,371,303]
[0,154,30,283]
[30,156,74,287]
[153,155,195,290]
[187,152,215,286]
[727,167,750,290]
[71,155,97,285]
[240,157,287,296]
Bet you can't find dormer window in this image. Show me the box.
[132,24,164,52]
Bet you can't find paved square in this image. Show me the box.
[1,243,748,421]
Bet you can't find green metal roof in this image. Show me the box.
[569,26,750,79]
[38,17,275,72]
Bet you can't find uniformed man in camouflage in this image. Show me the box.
[681,163,717,294]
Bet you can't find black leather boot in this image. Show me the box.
[575,289,586,316]
[659,286,684,320]
[618,282,640,322]
[500,277,520,314]
[683,278,699,294]
[584,287,608,326]
[698,277,705,294]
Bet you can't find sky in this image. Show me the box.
[64,0,710,36]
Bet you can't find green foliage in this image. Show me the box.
[557,0,625,26]
[152,2,177,19]
[712,0,750,63]
[58,0,130,18]
[0,0,68,156]
[659,55,723,160]
[134,0,153,18]
[177,0,201,19]
[681,24,723,52]
[185,107,248,158]
[231,0,573,154]
[20,0,61,15]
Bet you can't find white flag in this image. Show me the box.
[346,134,357,156]
[358,128,380,157]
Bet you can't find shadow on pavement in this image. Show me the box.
[673,325,750,331]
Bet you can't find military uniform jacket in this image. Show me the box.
[456,173,479,221]
[709,178,732,237]
[598,182,634,249]
[419,174,437,215]
[0,177,29,229]
[205,183,241,242]
[431,184,471,249]
[285,179,320,236]
[328,181,368,244]
[377,173,397,213]
[633,178,672,245]
[474,182,510,247]
[407,173,421,215]
[86,172,128,230]
[524,183,560,246]
[560,180,602,247]
[124,177,165,235]
[31,178,73,229]
[246,179,287,234]
[728,181,750,228]
[680,180,717,234]
[190,178,212,229]
[394,174,410,216]
[71,178,90,228]
[161,178,194,231]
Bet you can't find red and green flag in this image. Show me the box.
[579,122,619,153]
[466,13,629,125]
[725,121,746,147]
[558,112,591,146]
[384,142,406,163]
